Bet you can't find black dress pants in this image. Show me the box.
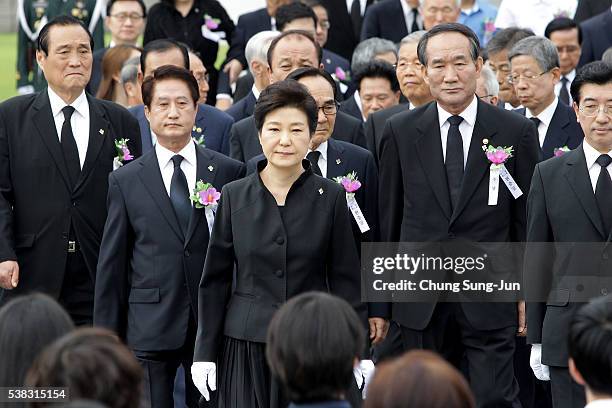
[59,246,94,326]
[549,366,585,408]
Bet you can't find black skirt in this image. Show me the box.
[217,336,288,408]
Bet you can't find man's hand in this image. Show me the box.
[223,59,244,85]
[215,98,232,111]
[0,261,19,289]
[191,362,216,401]
[517,301,527,337]
[529,344,550,381]
[369,317,389,345]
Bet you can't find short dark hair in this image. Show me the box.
[37,15,94,55]
[140,39,189,76]
[544,17,582,45]
[286,66,338,101]
[253,80,318,136]
[26,328,142,408]
[570,61,612,105]
[417,23,480,66]
[142,65,200,107]
[301,0,327,11]
[266,292,365,403]
[364,350,475,408]
[267,30,323,68]
[354,60,400,93]
[276,2,317,32]
[486,27,535,57]
[0,294,74,388]
[106,0,147,18]
[569,295,612,396]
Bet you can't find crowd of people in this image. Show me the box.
[2,0,612,407]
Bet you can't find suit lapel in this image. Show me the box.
[193,105,207,138]
[564,146,607,239]
[541,103,570,158]
[138,151,184,241]
[73,96,109,193]
[415,103,452,220]
[32,90,72,191]
[184,145,218,246]
[326,139,348,180]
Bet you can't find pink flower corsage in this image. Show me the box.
[190,180,220,209]
[204,14,221,30]
[114,138,133,168]
[553,146,570,157]
[334,172,361,196]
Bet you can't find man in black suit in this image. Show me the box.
[88,0,146,96]
[0,16,142,325]
[578,8,612,66]
[94,66,244,408]
[361,0,424,42]
[129,39,234,156]
[378,23,540,406]
[229,30,366,163]
[508,36,584,160]
[365,30,432,162]
[525,61,612,408]
[574,0,612,23]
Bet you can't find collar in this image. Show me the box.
[288,402,352,408]
[562,69,576,82]
[308,140,328,161]
[155,139,197,169]
[109,40,116,48]
[256,158,314,189]
[461,1,480,15]
[271,16,277,31]
[526,97,558,127]
[505,102,523,110]
[252,84,261,100]
[583,140,612,170]
[48,87,88,119]
[586,399,612,408]
[399,0,413,17]
[353,91,365,120]
[437,95,478,128]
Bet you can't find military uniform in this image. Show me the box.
[16,0,105,94]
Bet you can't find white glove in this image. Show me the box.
[529,344,550,381]
[353,360,376,399]
[17,85,35,95]
[191,361,217,401]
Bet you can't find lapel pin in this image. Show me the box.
[208,165,214,172]
[318,188,324,195]
[326,58,331,64]
[482,138,489,145]
[196,127,202,133]
[193,126,197,131]
[99,129,104,135]
[336,158,341,165]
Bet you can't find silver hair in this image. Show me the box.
[508,36,560,72]
[245,31,280,74]
[602,46,612,65]
[120,56,140,85]
[420,0,461,9]
[480,65,499,97]
[351,37,397,73]
[400,30,427,47]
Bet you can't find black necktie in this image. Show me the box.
[411,8,420,33]
[595,154,612,234]
[170,155,191,236]
[60,106,80,188]
[350,0,362,39]
[559,76,570,105]
[530,117,541,142]
[307,151,323,176]
[445,115,464,210]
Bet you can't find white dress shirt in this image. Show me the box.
[583,140,612,194]
[526,97,558,148]
[399,0,423,33]
[346,0,367,15]
[495,0,577,36]
[437,95,478,168]
[586,399,612,408]
[307,140,329,178]
[252,84,261,100]
[353,91,366,121]
[48,87,90,169]
[155,141,197,200]
[504,102,523,111]
[554,69,575,105]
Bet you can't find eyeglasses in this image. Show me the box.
[193,73,210,83]
[318,21,330,30]
[110,13,144,22]
[423,6,456,16]
[578,104,612,117]
[396,60,423,72]
[478,94,495,100]
[507,70,550,84]
[318,102,339,116]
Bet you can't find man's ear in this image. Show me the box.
[573,101,580,123]
[491,95,499,106]
[35,50,45,71]
[144,104,151,122]
[569,358,586,386]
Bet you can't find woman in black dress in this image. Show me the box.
[143,0,234,105]
[191,80,367,408]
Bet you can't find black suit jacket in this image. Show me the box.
[0,90,142,301]
[378,100,539,330]
[339,96,364,122]
[226,8,270,69]
[129,103,234,156]
[94,143,244,351]
[229,112,367,163]
[574,0,612,23]
[365,103,408,163]
[322,49,351,75]
[515,102,584,160]
[578,9,612,66]
[193,162,367,361]
[225,90,256,123]
[525,145,612,366]
[87,47,108,96]
[361,0,411,42]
